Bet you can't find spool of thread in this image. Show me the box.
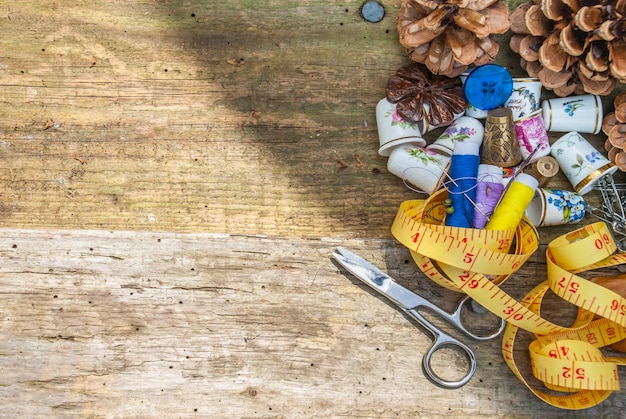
[473,164,504,229]
[521,156,559,187]
[485,173,538,231]
[445,142,481,228]
[481,107,522,168]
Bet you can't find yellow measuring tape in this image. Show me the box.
[391,189,626,410]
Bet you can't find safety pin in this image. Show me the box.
[586,174,626,251]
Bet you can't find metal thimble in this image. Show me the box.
[481,107,522,168]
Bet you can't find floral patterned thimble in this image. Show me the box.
[426,116,484,156]
[387,144,450,195]
[514,111,550,162]
[376,98,426,157]
[541,94,603,134]
[550,131,618,195]
[525,188,586,227]
[505,77,542,121]
[419,103,464,134]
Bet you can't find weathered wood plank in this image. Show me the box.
[0,1,411,238]
[0,229,624,417]
[0,1,621,241]
[1,1,626,417]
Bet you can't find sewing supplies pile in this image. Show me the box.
[369,0,626,411]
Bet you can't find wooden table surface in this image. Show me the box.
[1,1,625,417]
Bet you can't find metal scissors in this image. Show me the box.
[332,247,505,388]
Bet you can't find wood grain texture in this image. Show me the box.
[0,229,624,418]
[0,0,411,238]
[0,0,621,240]
[1,1,626,417]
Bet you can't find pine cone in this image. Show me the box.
[509,1,626,97]
[602,91,626,170]
[397,0,510,77]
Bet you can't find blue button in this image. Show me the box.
[463,64,513,111]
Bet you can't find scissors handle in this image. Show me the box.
[446,295,506,341]
[406,308,477,389]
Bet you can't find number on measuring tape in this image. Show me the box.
[498,238,510,251]
[503,306,524,321]
[458,271,470,281]
[607,326,617,340]
[610,299,626,316]
[548,346,570,359]
[463,252,474,264]
[466,279,479,289]
[558,277,579,294]
[594,233,611,250]
[452,236,468,244]
[562,367,585,380]
[586,332,599,345]
[456,271,485,290]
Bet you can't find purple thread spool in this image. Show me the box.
[473,164,504,229]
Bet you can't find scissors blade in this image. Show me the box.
[332,247,424,310]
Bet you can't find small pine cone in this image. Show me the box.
[509,1,626,97]
[397,0,510,78]
[602,92,626,170]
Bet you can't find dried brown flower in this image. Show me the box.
[386,62,467,126]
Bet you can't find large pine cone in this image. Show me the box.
[602,91,626,170]
[398,0,511,77]
[510,1,626,97]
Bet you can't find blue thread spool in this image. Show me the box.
[445,142,481,228]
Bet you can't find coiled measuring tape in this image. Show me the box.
[391,189,626,410]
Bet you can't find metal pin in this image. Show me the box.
[586,174,626,251]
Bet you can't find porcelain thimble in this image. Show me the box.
[419,103,464,134]
[387,144,450,195]
[505,77,542,121]
[550,131,618,194]
[376,98,426,156]
[426,116,484,156]
[525,188,586,227]
[514,111,550,162]
[541,94,603,134]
